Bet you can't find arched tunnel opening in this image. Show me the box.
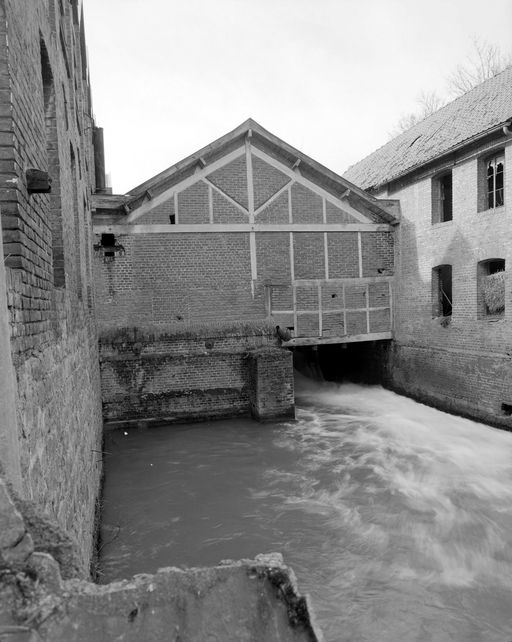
[292,340,391,384]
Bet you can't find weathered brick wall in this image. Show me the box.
[378,139,512,426]
[93,145,394,342]
[248,347,295,421]
[99,326,285,425]
[0,0,103,568]
[93,233,265,327]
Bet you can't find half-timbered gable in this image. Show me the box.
[92,119,399,344]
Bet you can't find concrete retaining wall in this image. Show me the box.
[0,476,323,641]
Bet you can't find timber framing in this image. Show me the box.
[92,118,399,227]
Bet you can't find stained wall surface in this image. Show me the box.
[99,326,294,426]
[93,139,395,345]
[371,140,512,426]
[0,0,103,568]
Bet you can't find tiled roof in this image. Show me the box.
[343,66,512,191]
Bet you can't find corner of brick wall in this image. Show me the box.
[248,346,295,421]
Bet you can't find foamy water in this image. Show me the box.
[100,378,512,641]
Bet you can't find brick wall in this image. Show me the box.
[248,347,294,421]
[0,0,103,569]
[99,326,286,425]
[378,138,512,426]
[93,149,394,341]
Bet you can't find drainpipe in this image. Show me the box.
[0,223,22,491]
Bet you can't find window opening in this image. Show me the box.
[479,259,505,317]
[432,171,453,223]
[440,173,452,221]
[487,153,504,209]
[502,403,512,416]
[101,233,116,257]
[169,214,176,224]
[432,265,452,318]
[41,38,65,287]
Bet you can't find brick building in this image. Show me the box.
[0,0,104,570]
[91,120,398,425]
[344,66,512,427]
[92,119,397,342]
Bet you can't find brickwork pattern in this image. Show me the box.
[252,156,290,209]
[93,233,265,328]
[256,232,291,282]
[94,142,394,345]
[248,347,294,421]
[326,201,357,224]
[0,0,103,570]
[293,233,325,279]
[379,140,512,425]
[361,231,394,276]
[213,190,247,223]
[291,183,323,223]
[207,155,248,209]
[255,190,289,223]
[178,181,209,224]
[327,232,359,278]
[137,199,174,225]
[100,330,280,424]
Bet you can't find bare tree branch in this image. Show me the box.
[389,91,445,137]
[447,37,512,97]
[389,39,511,138]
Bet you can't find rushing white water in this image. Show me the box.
[100,377,512,641]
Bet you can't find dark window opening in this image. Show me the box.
[432,264,452,318]
[169,214,176,224]
[440,173,453,221]
[432,171,453,223]
[502,403,512,416]
[101,233,115,248]
[41,37,65,288]
[487,153,504,209]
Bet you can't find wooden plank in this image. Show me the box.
[295,306,389,315]
[246,134,255,224]
[318,283,322,337]
[282,331,392,347]
[208,184,213,223]
[357,232,363,278]
[294,276,393,285]
[93,223,393,234]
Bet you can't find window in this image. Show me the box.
[432,172,453,223]
[478,259,505,318]
[432,265,452,318]
[41,38,65,287]
[486,153,504,209]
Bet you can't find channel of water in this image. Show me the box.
[100,376,512,641]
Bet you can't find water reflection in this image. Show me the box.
[100,377,512,641]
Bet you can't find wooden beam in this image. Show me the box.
[125,146,245,222]
[93,223,394,234]
[281,331,392,347]
[251,147,370,223]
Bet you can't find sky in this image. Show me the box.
[82,0,512,194]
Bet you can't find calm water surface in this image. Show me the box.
[100,377,512,641]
